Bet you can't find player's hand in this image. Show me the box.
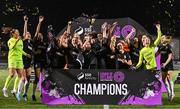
[68,21,72,25]
[130,66,136,70]
[110,55,115,59]
[121,59,126,63]
[16,36,21,41]
[161,63,166,68]
[64,64,69,70]
[102,22,107,30]
[155,24,161,30]
[26,54,31,58]
[39,16,44,22]
[112,22,118,26]
[24,15,28,22]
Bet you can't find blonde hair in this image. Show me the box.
[165,35,172,44]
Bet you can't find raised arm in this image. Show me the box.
[136,50,143,69]
[34,16,44,37]
[59,31,68,48]
[67,21,72,35]
[109,22,118,37]
[82,37,90,51]
[154,24,162,46]
[109,36,116,53]
[101,22,108,38]
[23,15,28,38]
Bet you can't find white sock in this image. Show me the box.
[165,80,171,96]
[170,81,174,96]
[17,79,25,94]
[23,80,28,94]
[3,87,7,90]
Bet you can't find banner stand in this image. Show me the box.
[103,105,109,109]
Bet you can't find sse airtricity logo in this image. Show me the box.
[77,72,96,80]
[77,72,85,80]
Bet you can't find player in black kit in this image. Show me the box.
[82,37,97,69]
[123,28,140,67]
[47,31,69,69]
[115,40,132,69]
[158,35,174,101]
[22,16,33,101]
[32,16,48,101]
[68,34,83,69]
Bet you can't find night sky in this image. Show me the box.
[0,0,179,37]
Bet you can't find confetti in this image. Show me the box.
[2,11,8,15]
[164,10,171,17]
[7,8,13,12]
[1,0,40,16]
[32,7,39,16]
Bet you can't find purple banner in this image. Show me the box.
[41,69,162,106]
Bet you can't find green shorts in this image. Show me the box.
[8,61,24,69]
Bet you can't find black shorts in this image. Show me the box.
[34,62,45,69]
[23,61,31,69]
[161,63,174,72]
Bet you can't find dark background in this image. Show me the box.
[0,0,179,37]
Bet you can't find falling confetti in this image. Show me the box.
[149,0,177,35]
[32,7,39,16]
[1,0,40,16]
[158,1,162,4]
[2,11,7,15]
[16,5,24,11]
[7,8,13,12]
[164,10,171,17]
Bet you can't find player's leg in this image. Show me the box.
[32,65,40,101]
[167,70,174,101]
[162,70,171,100]
[11,71,20,97]
[23,67,31,101]
[16,68,25,101]
[2,68,15,97]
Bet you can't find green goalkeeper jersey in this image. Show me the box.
[136,30,162,70]
[8,37,26,63]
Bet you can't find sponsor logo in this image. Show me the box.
[77,72,85,80]
[99,71,125,83]
[77,72,96,81]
